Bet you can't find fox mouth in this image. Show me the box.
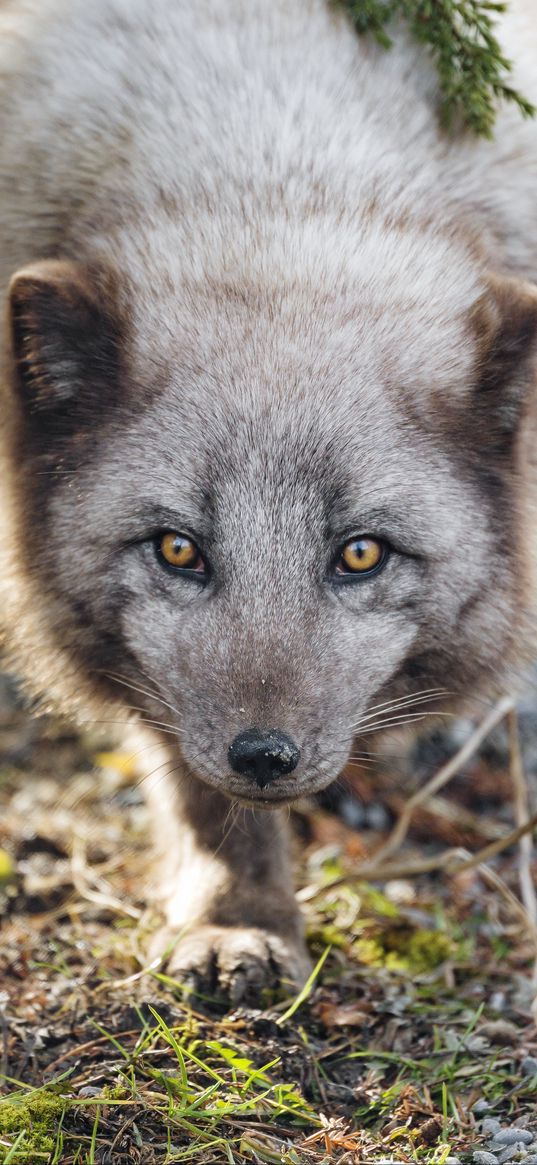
[234,791,297,809]
[226,784,301,807]
[187,762,341,805]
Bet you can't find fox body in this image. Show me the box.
[1,0,537,996]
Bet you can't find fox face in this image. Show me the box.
[3,235,537,803]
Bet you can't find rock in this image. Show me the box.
[473,1100,492,1115]
[466,1034,492,1054]
[481,1120,503,1137]
[338,795,366,830]
[364,801,391,831]
[493,1131,534,1147]
[496,1146,525,1164]
[477,1020,519,1046]
[384,879,415,905]
[521,1056,537,1077]
[473,1152,499,1165]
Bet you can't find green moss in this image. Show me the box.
[354,926,453,973]
[358,884,400,919]
[404,929,453,972]
[0,1091,64,1159]
[101,1082,130,1101]
[353,937,388,968]
[306,922,349,949]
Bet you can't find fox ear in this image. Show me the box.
[8,259,120,410]
[471,274,537,440]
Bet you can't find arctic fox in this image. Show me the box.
[1,0,537,998]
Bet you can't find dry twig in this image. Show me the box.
[370,695,514,865]
[71,832,142,920]
[507,709,537,964]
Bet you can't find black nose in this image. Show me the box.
[228,728,300,788]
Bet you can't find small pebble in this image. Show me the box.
[521,1056,537,1077]
[473,1152,499,1165]
[493,1131,534,1147]
[477,1020,519,1046]
[496,1146,525,1164]
[473,1100,492,1115]
[466,1034,491,1054]
[339,796,366,830]
[521,1157,537,1164]
[482,1120,503,1137]
[384,878,415,905]
[364,801,391,831]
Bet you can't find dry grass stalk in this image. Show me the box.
[71,831,142,920]
[298,808,537,897]
[369,695,514,866]
[307,695,537,908]
[507,709,537,916]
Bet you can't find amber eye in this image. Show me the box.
[157,532,205,573]
[336,536,387,577]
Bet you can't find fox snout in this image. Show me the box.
[227,728,301,789]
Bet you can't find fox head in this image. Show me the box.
[3,218,537,802]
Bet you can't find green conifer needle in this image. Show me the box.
[335,0,535,136]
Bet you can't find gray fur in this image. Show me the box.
[1,0,537,996]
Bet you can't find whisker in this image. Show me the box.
[78,716,185,738]
[134,745,216,795]
[104,669,170,703]
[97,702,186,736]
[345,748,381,759]
[344,757,382,767]
[57,738,171,815]
[360,710,455,735]
[349,689,449,731]
[136,665,181,709]
[346,750,411,770]
[102,671,180,719]
[98,668,162,702]
[137,719,185,736]
[354,686,448,718]
[213,800,242,855]
[233,805,250,839]
[345,758,382,771]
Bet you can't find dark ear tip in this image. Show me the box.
[10,257,74,287]
[9,259,90,311]
[471,274,537,399]
[475,275,537,351]
[464,275,537,450]
[8,259,119,411]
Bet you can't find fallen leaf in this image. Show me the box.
[94,751,138,778]
[477,1020,520,1046]
[316,1001,369,1028]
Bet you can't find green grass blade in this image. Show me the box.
[276,946,331,1025]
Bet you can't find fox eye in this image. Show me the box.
[157,532,206,574]
[335,536,387,578]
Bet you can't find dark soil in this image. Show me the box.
[1,673,537,1164]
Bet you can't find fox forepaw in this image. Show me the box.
[151,923,310,1005]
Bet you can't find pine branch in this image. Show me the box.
[335,0,535,136]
